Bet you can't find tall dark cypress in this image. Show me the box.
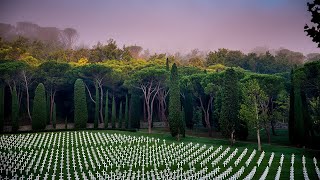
[12,86,19,131]
[168,63,184,140]
[130,90,141,129]
[220,68,240,144]
[288,70,295,144]
[112,95,116,128]
[293,85,305,146]
[184,92,194,129]
[32,83,47,130]
[74,79,88,129]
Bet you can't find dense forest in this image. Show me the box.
[0,22,319,149]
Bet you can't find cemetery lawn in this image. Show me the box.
[0,130,319,179]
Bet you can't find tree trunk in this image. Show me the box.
[22,71,32,121]
[231,130,235,146]
[257,129,262,151]
[270,97,277,136]
[49,90,56,125]
[99,84,104,123]
[143,101,147,122]
[264,122,271,144]
[199,96,213,137]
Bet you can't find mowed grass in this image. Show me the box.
[0,129,319,179]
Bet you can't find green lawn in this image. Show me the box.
[0,130,319,179]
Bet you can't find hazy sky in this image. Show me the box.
[0,0,319,54]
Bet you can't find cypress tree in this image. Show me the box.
[288,70,295,144]
[130,90,141,129]
[293,85,304,146]
[46,94,50,125]
[220,68,240,145]
[125,94,129,129]
[52,103,56,129]
[0,86,4,132]
[32,83,47,130]
[213,89,222,130]
[94,83,99,128]
[112,95,116,128]
[104,90,109,128]
[184,92,193,129]
[119,101,123,128]
[12,86,19,131]
[181,107,186,137]
[74,79,88,129]
[168,63,183,140]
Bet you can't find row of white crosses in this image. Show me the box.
[302,155,310,180]
[290,154,295,180]
[314,157,320,179]
[274,153,284,180]
[0,131,318,180]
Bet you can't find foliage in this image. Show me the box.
[130,90,141,129]
[220,69,240,143]
[32,83,47,130]
[240,79,268,150]
[168,63,184,139]
[304,0,320,47]
[74,79,88,129]
[183,92,194,129]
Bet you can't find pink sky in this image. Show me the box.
[0,0,319,54]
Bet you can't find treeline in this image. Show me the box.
[0,57,319,148]
[1,24,320,75]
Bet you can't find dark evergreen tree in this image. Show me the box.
[12,86,19,131]
[213,88,222,130]
[288,70,295,144]
[184,92,194,129]
[0,86,4,132]
[94,83,99,128]
[130,90,141,129]
[181,107,186,137]
[104,90,109,128]
[125,94,129,129]
[112,95,116,128]
[293,85,305,146]
[119,101,123,128]
[32,83,47,130]
[220,68,240,145]
[168,63,184,140]
[52,103,56,129]
[74,79,88,129]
